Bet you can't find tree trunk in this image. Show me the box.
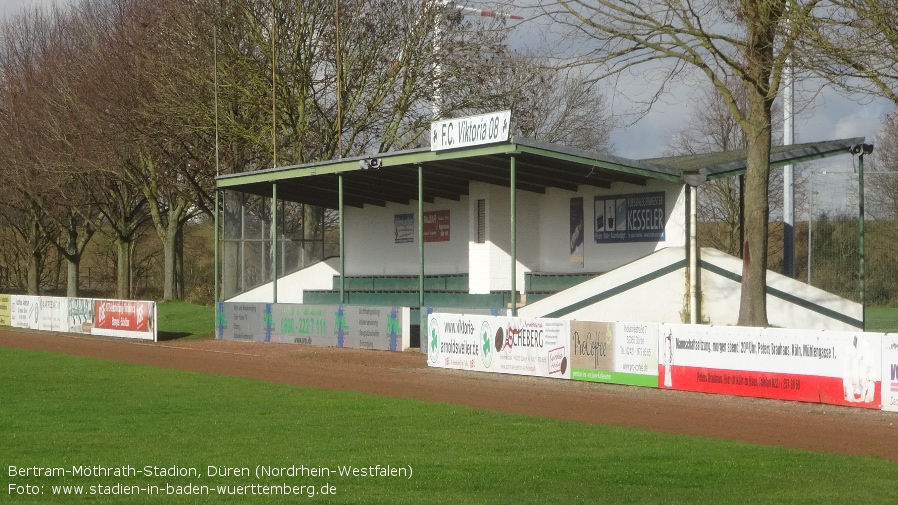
[65,225,80,298]
[737,96,773,327]
[116,237,132,299]
[162,218,178,301]
[27,249,40,295]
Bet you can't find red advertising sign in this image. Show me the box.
[423,210,450,242]
[94,300,150,332]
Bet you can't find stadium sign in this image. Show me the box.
[430,110,511,151]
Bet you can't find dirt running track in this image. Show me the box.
[2,328,897,462]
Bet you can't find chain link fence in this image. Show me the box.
[805,169,898,308]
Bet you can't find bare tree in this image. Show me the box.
[807,1,898,105]
[540,0,829,326]
[475,55,616,150]
[664,78,794,263]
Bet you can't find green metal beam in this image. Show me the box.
[513,144,681,182]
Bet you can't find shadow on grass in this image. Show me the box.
[157,331,192,341]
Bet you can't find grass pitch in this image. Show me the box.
[2,346,896,504]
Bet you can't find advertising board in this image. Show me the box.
[217,302,410,351]
[92,300,156,341]
[427,313,570,379]
[570,321,659,387]
[659,324,881,408]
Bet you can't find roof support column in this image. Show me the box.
[339,174,345,303]
[510,155,517,316]
[271,183,278,303]
[214,189,219,303]
[688,184,700,324]
[418,164,425,312]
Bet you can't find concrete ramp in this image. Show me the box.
[519,247,862,330]
[227,258,340,303]
[519,247,688,323]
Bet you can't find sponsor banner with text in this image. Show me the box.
[570,321,659,387]
[217,302,410,351]
[38,297,67,332]
[427,313,570,379]
[92,300,156,341]
[10,295,40,329]
[0,294,10,326]
[883,334,898,413]
[659,324,881,408]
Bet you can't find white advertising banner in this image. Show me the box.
[427,313,571,379]
[10,295,40,329]
[660,324,881,408]
[883,334,898,413]
[38,297,67,332]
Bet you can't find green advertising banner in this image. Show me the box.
[217,302,410,351]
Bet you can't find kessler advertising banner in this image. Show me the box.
[427,313,571,379]
[570,321,659,387]
[594,192,665,243]
[93,300,156,341]
[659,324,881,408]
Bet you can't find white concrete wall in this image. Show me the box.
[228,257,340,303]
[537,180,686,273]
[519,246,863,331]
[518,247,688,322]
[472,183,540,293]
[343,198,469,276]
[700,248,863,330]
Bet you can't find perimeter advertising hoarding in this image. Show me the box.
[659,324,881,408]
[570,321,659,387]
[883,334,898,413]
[217,302,410,351]
[92,300,156,341]
[67,298,94,334]
[10,295,39,329]
[427,313,571,379]
[37,296,91,333]
[38,297,67,332]
[0,294,10,326]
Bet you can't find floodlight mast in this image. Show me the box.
[432,1,523,119]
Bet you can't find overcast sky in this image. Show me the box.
[2,0,894,163]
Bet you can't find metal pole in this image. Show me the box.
[271,183,278,303]
[339,174,345,303]
[214,190,220,303]
[807,174,813,285]
[418,164,425,312]
[510,155,517,316]
[783,56,795,278]
[858,154,865,328]
[689,185,699,324]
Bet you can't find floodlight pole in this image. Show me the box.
[857,149,867,328]
[783,56,795,278]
